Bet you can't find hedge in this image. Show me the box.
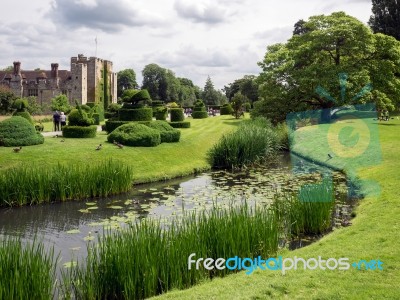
[119,108,153,121]
[145,121,181,143]
[220,104,234,115]
[107,123,160,147]
[193,106,206,112]
[93,113,100,125]
[68,109,94,126]
[170,108,184,122]
[169,121,191,128]
[152,101,164,107]
[0,116,44,146]
[62,125,97,138]
[131,90,151,101]
[192,111,208,119]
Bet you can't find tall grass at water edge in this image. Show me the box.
[273,177,335,236]
[0,237,57,300]
[207,117,285,169]
[0,159,133,207]
[64,203,280,299]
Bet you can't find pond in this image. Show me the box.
[0,154,355,268]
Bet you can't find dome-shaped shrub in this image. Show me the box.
[12,99,29,112]
[145,121,181,143]
[0,116,44,147]
[220,103,234,115]
[170,108,184,122]
[107,123,161,147]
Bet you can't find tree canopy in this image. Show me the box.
[202,76,223,106]
[223,75,258,105]
[0,85,16,114]
[117,69,138,97]
[369,0,400,41]
[254,12,400,123]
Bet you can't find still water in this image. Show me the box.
[0,154,352,267]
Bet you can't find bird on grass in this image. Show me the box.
[95,144,102,151]
[60,139,65,142]
[327,153,333,160]
[13,146,22,153]
[113,140,124,149]
[53,134,59,138]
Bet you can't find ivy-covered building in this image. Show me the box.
[0,54,117,109]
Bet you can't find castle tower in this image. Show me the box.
[70,56,88,105]
[50,63,59,88]
[10,61,23,97]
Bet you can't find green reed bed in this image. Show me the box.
[207,117,282,169]
[65,203,279,300]
[0,159,133,207]
[273,177,335,235]
[0,237,57,300]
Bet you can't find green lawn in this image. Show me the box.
[0,116,243,183]
[152,117,400,299]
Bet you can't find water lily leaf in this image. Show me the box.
[84,236,95,241]
[63,261,77,268]
[87,206,98,210]
[124,200,133,205]
[85,202,97,206]
[66,229,80,234]
[109,206,123,209]
[78,209,90,213]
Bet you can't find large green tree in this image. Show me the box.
[141,64,168,101]
[224,75,258,105]
[117,69,138,97]
[369,0,400,41]
[0,85,16,114]
[255,12,400,123]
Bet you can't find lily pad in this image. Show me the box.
[85,202,97,206]
[109,205,123,209]
[66,229,80,234]
[87,206,98,210]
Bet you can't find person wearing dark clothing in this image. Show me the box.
[53,111,60,131]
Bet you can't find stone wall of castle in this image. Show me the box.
[0,54,118,109]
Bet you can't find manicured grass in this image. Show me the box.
[0,116,244,183]
[152,116,400,299]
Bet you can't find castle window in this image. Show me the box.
[28,89,38,97]
[76,76,78,79]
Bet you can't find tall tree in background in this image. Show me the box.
[117,69,138,97]
[369,0,400,41]
[202,76,220,105]
[254,12,400,123]
[224,75,258,105]
[141,64,168,101]
[0,85,16,114]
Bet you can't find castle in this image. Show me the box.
[0,54,117,108]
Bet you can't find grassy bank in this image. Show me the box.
[0,115,243,184]
[153,117,400,299]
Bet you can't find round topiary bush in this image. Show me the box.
[68,109,94,126]
[80,104,91,113]
[107,123,161,147]
[192,111,209,119]
[62,125,97,138]
[154,107,168,120]
[12,99,29,112]
[220,103,234,115]
[145,121,181,143]
[118,108,153,121]
[13,111,34,124]
[0,116,44,147]
[170,108,184,122]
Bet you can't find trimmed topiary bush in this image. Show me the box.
[105,121,131,133]
[80,104,91,113]
[145,121,181,143]
[154,107,168,120]
[118,108,153,121]
[13,111,34,124]
[107,123,161,147]
[62,125,97,138]
[92,113,100,125]
[220,103,234,115]
[170,108,184,122]
[68,109,94,126]
[132,90,151,102]
[192,111,208,119]
[12,99,29,112]
[0,116,44,147]
[169,121,191,128]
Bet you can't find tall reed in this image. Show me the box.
[65,202,279,299]
[0,159,133,207]
[273,177,335,235]
[207,117,281,169]
[0,237,57,300]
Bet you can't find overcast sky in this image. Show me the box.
[0,0,372,90]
